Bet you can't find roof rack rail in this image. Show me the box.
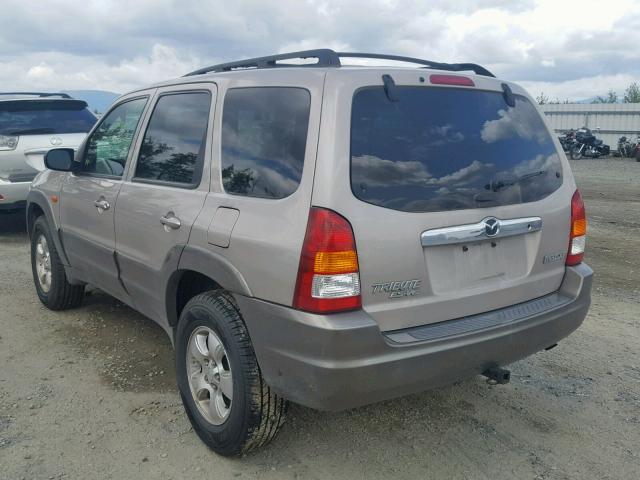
[184,49,340,76]
[0,92,72,99]
[337,52,495,78]
[184,49,495,78]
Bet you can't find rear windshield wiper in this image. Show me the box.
[4,127,56,136]
[485,170,546,192]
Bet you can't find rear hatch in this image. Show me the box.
[313,69,576,331]
[0,99,95,180]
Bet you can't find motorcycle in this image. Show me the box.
[570,127,610,159]
[616,136,635,157]
[633,134,640,162]
[616,134,640,160]
[558,130,577,152]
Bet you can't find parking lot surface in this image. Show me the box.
[0,159,638,480]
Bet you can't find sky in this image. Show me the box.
[1,0,638,101]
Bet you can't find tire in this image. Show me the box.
[31,216,84,310]
[175,290,287,456]
[570,145,583,160]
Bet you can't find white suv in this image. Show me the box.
[0,92,96,212]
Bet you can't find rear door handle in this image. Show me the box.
[94,199,110,211]
[160,213,181,230]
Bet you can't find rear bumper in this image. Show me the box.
[236,263,593,411]
[0,180,30,209]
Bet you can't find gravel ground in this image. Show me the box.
[0,159,638,480]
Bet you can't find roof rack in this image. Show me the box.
[0,92,72,99]
[184,49,495,78]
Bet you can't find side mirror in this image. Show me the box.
[44,148,75,171]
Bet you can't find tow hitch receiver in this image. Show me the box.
[483,367,511,385]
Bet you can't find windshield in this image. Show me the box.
[350,87,563,213]
[0,100,96,136]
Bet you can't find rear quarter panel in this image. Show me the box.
[188,69,326,306]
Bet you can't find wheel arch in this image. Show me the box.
[26,202,44,234]
[26,190,70,266]
[166,245,252,327]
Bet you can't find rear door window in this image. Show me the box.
[221,87,311,199]
[134,92,211,186]
[350,87,563,213]
[0,100,96,135]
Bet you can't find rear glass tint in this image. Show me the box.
[135,92,211,186]
[0,100,96,135]
[350,87,563,213]
[221,87,310,199]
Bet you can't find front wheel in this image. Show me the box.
[570,145,583,160]
[175,290,287,456]
[30,216,84,310]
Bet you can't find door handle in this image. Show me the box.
[160,214,181,230]
[94,199,110,211]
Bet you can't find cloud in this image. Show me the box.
[519,73,640,102]
[481,102,549,144]
[0,45,201,93]
[427,124,465,147]
[427,160,494,187]
[0,0,637,98]
[508,153,561,178]
[26,63,54,80]
[352,155,432,187]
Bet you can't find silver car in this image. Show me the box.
[0,92,96,211]
[26,50,592,456]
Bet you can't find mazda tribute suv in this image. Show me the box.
[27,49,592,456]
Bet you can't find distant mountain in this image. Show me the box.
[576,97,598,104]
[575,96,623,104]
[62,90,120,114]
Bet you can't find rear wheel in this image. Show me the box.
[175,290,287,456]
[30,216,84,310]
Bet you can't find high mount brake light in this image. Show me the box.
[293,208,361,313]
[429,74,475,87]
[566,190,586,266]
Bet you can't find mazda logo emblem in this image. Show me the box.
[50,137,63,146]
[483,217,500,237]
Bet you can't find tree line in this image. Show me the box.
[536,82,640,105]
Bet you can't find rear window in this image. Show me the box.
[350,87,563,213]
[0,100,96,135]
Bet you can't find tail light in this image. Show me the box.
[566,190,586,266]
[293,208,361,313]
[429,74,475,87]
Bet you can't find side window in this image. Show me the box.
[134,92,211,186]
[80,98,147,177]
[221,87,311,199]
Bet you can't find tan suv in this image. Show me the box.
[27,49,593,456]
